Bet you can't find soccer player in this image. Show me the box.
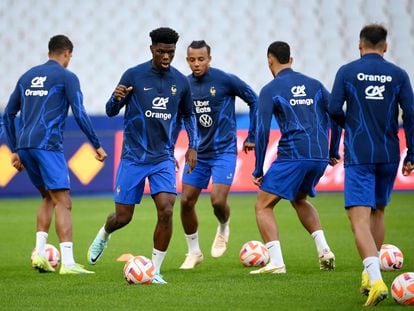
[87,27,198,284]
[3,35,107,274]
[250,41,340,275]
[178,40,258,269]
[329,24,414,306]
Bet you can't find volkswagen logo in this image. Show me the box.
[199,114,213,127]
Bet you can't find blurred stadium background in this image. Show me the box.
[1,0,414,113]
[1,0,414,196]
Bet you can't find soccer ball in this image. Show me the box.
[123,256,155,285]
[391,272,414,305]
[379,244,404,271]
[239,240,269,267]
[31,244,60,269]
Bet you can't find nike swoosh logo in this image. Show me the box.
[90,250,103,263]
[144,87,153,91]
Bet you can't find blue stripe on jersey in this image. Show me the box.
[0,113,4,138]
[187,67,257,158]
[4,60,100,152]
[329,53,414,165]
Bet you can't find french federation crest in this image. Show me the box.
[210,86,216,96]
[171,85,177,95]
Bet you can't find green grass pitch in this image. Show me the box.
[0,192,413,310]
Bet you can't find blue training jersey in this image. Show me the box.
[0,112,3,138]
[254,68,340,178]
[106,60,198,164]
[4,60,101,153]
[187,67,258,158]
[329,53,414,165]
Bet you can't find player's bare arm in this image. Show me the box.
[113,85,133,101]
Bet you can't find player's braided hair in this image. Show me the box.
[149,27,179,44]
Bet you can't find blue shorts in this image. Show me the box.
[114,159,176,205]
[344,163,399,209]
[260,160,328,201]
[18,149,70,190]
[182,153,236,189]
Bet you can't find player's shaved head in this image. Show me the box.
[360,24,387,49]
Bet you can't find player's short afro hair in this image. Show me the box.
[149,27,179,45]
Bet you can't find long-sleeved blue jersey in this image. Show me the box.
[4,60,101,153]
[0,112,3,138]
[187,67,257,159]
[107,60,197,164]
[329,53,414,165]
[254,68,340,178]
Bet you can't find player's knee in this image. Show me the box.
[180,195,196,211]
[158,205,173,224]
[254,203,263,214]
[181,196,194,210]
[211,197,226,211]
[115,211,133,226]
[291,198,308,209]
[58,198,72,212]
[255,201,272,214]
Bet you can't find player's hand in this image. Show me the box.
[329,157,340,166]
[113,85,133,101]
[95,147,107,162]
[402,161,414,176]
[252,175,263,186]
[185,148,197,173]
[11,153,24,172]
[243,141,255,154]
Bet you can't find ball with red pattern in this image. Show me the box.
[392,272,414,305]
[123,256,155,285]
[379,244,404,271]
[239,240,269,267]
[31,244,60,269]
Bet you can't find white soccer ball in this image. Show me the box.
[31,243,60,269]
[239,240,269,267]
[379,244,404,271]
[123,255,155,285]
[391,272,414,305]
